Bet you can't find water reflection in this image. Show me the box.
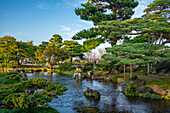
[27,72,170,113]
[74,79,82,88]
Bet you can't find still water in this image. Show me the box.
[27,72,170,113]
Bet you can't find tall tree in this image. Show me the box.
[103,43,169,76]
[73,0,139,48]
[42,34,67,70]
[62,40,83,62]
[0,36,19,71]
[75,0,139,25]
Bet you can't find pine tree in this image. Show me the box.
[75,0,138,25]
[62,40,83,62]
[73,0,139,49]
[103,43,169,76]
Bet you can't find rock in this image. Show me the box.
[136,86,154,93]
[150,85,167,96]
[129,76,138,81]
[117,78,126,83]
[83,87,100,100]
[106,75,113,81]
[166,90,170,98]
[120,81,128,93]
[129,76,146,86]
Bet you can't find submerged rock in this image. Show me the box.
[83,87,100,100]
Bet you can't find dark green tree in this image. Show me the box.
[75,0,138,25]
[103,43,169,76]
[73,0,139,49]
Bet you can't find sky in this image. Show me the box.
[0,0,154,46]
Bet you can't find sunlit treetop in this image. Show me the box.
[75,0,139,25]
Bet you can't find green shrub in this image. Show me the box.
[83,62,93,72]
[13,78,47,92]
[3,93,30,109]
[125,85,139,96]
[1,78,68,109]
[111,75,123,82]
[58,62,74,71]
[0,88,14,100]
[0,71,19,77]
[7,73,25,80]
[0,78,22,84]
[150,94,162,100]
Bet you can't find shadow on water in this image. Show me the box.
[27,72,170,113]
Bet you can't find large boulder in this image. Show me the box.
[166,89,170,98]
[150,85,167,96]
[129,76,146,86]
[136,86,154,93]
[83,87,100,100]
[120,81,128,94]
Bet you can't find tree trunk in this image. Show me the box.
[159,33,163,45]
[124,65,126,78]
[147,63,150,75]
[17,59,21,66]
[130,64,132,78]
[148,33,150,44]
[123,34,125,43]
[70,57,73,63]
[112,6,116,20]
[49,63,53,72]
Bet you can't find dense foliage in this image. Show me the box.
[0,78,67,109]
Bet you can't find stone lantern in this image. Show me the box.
[72,64,85,79]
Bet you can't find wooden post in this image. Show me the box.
[147,63,150,75]
[130,64,132,78]
[124,65,126,78]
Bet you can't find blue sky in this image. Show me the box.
[0,0,153,45]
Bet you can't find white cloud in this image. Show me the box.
[35,3,60,10]
[61,30,80,40]
[132,4,147,18]
[63,0,87,7]
[2,32,27,37]
[79,20,94,27]
[73,23,82,27]
[58,26,71,31]
[36,3,50,9]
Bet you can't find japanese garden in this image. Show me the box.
[0,0,170,113]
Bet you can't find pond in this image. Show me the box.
[27,72,170,113]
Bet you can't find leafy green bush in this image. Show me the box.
[125,85,139,96]
[83,62,93,72]
[1,78,68,109]
[0,88,14,100]
[0,78,22,84]
[6,73,25,80]
[58,62,74,71]
[111,75,123,82]
[13,78,47,92]
[96,61,115,72]
[0,71,19,77]
[3,93,30,109]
